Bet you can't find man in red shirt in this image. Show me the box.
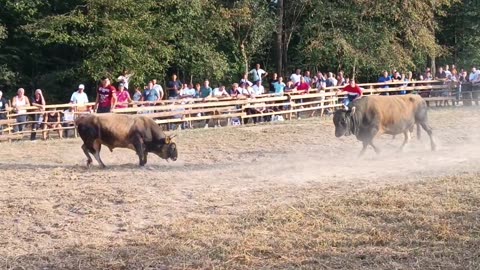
[294,76,311,94]
[336,79,363,110]
[94,77,117,113]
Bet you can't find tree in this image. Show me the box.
[300,0,456,81]
[222,0,275,76]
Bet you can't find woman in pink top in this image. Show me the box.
[115,83,132,109]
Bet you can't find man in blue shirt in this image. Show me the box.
[273,77,286,96]
[142,81,160,106]
[200,80,213,99]
[378,71,392,95]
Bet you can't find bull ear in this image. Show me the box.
[165,136,171,144]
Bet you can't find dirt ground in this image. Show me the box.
[1,106,479,269]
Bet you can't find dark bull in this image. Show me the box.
[75,113,178,168]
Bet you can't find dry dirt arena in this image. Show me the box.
[1,107,479,269]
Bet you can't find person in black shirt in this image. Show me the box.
[0,90,8,120]
[166,74,182,100]
[269,73,278,93]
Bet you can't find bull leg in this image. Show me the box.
[92,140,106,168]
[143,152,148,166]
[420,122,437,151]
[399,130,411,152]
[370,140,381,154]
[359,141,369,157]
[416,123,422,140]
[132,136,146,166]
[81,144,93,168]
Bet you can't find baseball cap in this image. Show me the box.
[78,84,85,89]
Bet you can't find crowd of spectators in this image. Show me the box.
[1,63,479,138]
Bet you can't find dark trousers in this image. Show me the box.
[97,107,111,113]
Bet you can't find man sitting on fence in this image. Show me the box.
[335,79,363,110]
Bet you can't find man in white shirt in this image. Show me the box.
[152,79,164,100]
[469,67,480,84]
[70,84,89,111]
[252,80,265,96]
[290,69,302,84]
[249,63,268,84]
[213,85,230,98]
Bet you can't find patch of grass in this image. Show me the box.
[3,173,480,269]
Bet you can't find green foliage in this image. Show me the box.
[0,0,476,102]
[300,0,456,80]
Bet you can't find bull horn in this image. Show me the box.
[165,134,176,144]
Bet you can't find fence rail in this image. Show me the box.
[0,79,478,142]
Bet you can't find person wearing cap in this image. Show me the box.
[115,83,132,109]
[94,77,117,113]
[70,84,89,111]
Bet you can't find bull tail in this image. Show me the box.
[417,123,421,139]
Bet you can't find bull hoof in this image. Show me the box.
[86,160,92,168]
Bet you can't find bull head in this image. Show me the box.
[333,109,353,137]
[161,135,178,161]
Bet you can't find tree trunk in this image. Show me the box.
[275,0,283,76]
[431,57,436,78]
[240,43,248,75]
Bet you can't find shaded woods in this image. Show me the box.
[0,0,478,102]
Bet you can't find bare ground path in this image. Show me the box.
[1,107,479,269]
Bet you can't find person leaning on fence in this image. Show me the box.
[199,80,214,128]
[213,85,230,98]
[94,77,117,113]
[152,79,164,100]
[11,88,30,133]
[0,90,8,120]
[0,91,9,133]
[142,81,160,110]
[115,83,133,109]
[166,74,182,100]
[70,84,89,111]
[42,109,63,140]
[132,87,143,102]
[30,89,46,140]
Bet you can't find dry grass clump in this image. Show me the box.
[3,173,479,270]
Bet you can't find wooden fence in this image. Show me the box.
[0,79,478,142]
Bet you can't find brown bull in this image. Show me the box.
[333,94,436,156]
[75,113,177,168]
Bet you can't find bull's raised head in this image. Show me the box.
[333,109,353,137]
[160,135,178,161]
